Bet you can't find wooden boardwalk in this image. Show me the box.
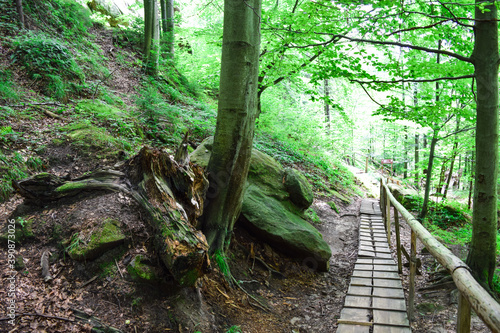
[337,199,411,333]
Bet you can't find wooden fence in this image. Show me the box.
[380,178,500,333]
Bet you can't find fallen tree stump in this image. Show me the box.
[14,147,210,286]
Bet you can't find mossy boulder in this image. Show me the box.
[388,183,418,203]
[191,137,331,271]
[67,219,126,261]
[242,186,331,271]
[127,255,161,283]
[284,168,314,210]
[60,121,132,159]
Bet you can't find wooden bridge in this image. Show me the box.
[337,199,411,333]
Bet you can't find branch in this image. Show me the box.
[334,35,472,63]
[441,126,475,140]
[356,82,393,113]
[387,19,456,37]
[351,75,475,85]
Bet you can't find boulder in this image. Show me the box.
[388,183,418,203]
[191,137,331,271]
[284,168,314,210]
[67,218,126,261]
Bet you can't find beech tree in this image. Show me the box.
[144,0,160,75]
[201,0,262,252]
[342,0,498,290]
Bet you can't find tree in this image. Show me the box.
[201,0,262,253]
[339,0,497,289]
[144,0,160,75]
[159,0,174,57]
[15,0,25,29]
[466,0,499,290]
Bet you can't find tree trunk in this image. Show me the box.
[144,0,160,75]
[443,118,460,199]
[418,133,438,221]
[15,0,25,29]
[414,133,420,189]
[324,79,330,135]
[160,0,174,57]
[13,148,210,286]
[466,1,499,290]
[201,0,261,253]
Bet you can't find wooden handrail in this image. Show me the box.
[381,178,500,333]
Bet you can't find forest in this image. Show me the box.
[0,0,499,332]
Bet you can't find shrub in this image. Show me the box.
[11,32,84,99]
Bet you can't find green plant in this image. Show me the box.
[213,249,232,280]
[305,207,321,224]
[65,233,82,253]
[11,31,84,99]
[225,325,242,333]
[0,72,19,103]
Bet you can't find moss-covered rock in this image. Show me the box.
[127,255,161,283]
[284,168,314,210]
[191,137,331,271]
[242,186,331,271]
[388,183,418,203]
[60,121,132,159]
[67,218,126,261]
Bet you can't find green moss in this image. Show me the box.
[60,121,132,158]
[179,268,200,287]
[67,218,126,260]
[55,181,88,193]
[127,255,160,282]
[327,201,339,213]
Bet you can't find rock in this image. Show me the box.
[127,255,161,283]
[191,137,331,271]
[388,183,418,203]
[242,186,331,271]
[290,317,301,325]
[284,168,314,210]
[67,218,126,261]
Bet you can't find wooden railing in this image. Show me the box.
[380,178,500,333]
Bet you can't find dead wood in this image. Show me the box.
[14,147,210,286]
[40,250,52,282]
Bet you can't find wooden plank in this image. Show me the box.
[373,287,405,299]
[373,278,402,288]
[337,324,371,333]
[339,308,371,322]
[344,295,372,308]
[373,271,400,279]
[372,298,407,311]
[373,325,411,333]
[348,285,372,295]
[373,309,410,326]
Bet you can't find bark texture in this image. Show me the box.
[466,1,499,289]
[201,0,261,252]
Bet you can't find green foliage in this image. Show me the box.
[304,207,321,224]
[403,195,469,229]
[225,326,242,333]
[328,201,339,213]
[213,250,231,280]
[0,71,19,103]
[23,0,93,37]
[11,31,84,99]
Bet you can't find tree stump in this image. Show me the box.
[14,147,210,286]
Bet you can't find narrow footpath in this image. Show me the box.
[337,199,411,333]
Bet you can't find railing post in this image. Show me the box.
[380,179,386,220]
[394,206,403,274]
[385,188,391,246]
[457,292,471,333]
[408,229,417,321]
